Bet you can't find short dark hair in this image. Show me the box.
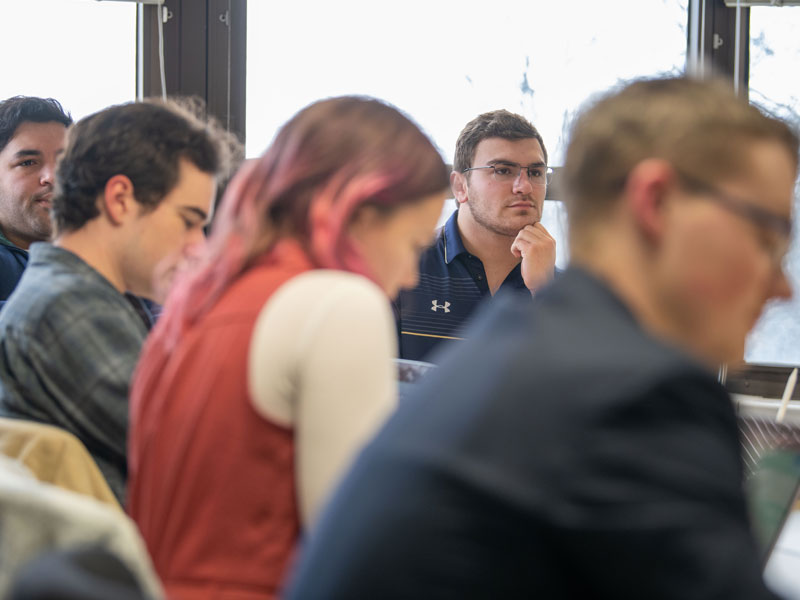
[53,98,238,233]
[453,109,548,174]
[0,96,72,153]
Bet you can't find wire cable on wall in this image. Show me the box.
[157,3,167,99]
[734,0,743,95]
[96,0,167,99]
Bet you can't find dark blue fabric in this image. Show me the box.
[125,294,158,329]
[0,238,28,304]
[287,267,777,600]
[394,210,529,362]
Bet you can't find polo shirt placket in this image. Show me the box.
[394,210,529,362]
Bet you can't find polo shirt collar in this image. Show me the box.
[442,209,468,265]
[0,228,20,250]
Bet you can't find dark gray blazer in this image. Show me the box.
[287,267,778,599]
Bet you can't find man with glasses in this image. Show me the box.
[394,109,557,362]
[287,77,795,599]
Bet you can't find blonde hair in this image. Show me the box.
[563,76,799,236]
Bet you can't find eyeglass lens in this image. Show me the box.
[491,163,550,184]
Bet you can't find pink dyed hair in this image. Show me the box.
[160,96,449,344]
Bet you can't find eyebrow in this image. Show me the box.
[12,149,43,160]
[487,159,547,168]
[180,206,210,224]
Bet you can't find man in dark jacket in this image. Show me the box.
[0,96,71,302]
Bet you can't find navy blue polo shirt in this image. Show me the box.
[394,210,531,362]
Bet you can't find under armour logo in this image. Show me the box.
[431,300,451,313]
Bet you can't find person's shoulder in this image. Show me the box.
[13,269,112,311]
[258,271,391,345]
[1,267,140,340]
[456,267,714,392]
[0,247,27,300]
[0,268,69,330]
[26,247,128,307]
[280,269,385,303]
[0,241,27,264]
[250,270,393,387]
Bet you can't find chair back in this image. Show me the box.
[0,417,120,510]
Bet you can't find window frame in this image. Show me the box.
[138,0,246,144]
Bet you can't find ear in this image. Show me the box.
[624,159,677,243]
[101,175,136,226]
[347,204,382,237]
[451,170,469,205]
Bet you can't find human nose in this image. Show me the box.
[512,168,533,193]
[40,160,56,186]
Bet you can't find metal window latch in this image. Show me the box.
[219,10,230,26]
[713,33,724,49]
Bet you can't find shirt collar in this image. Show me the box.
[29,243,119,292]
[0,228,21,250]
[442,209,468,265]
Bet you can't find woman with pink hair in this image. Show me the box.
[126,96,449,599]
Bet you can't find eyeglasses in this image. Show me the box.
[677,170,793,268]
[462,162,553,186]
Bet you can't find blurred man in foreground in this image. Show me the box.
[286,77,797,599]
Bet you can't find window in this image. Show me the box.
[246,0,687,268]
[745,6,800,365]
[246,0,687,164]
[0,0,136,120]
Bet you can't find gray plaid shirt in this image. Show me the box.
[0,243,149,502]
